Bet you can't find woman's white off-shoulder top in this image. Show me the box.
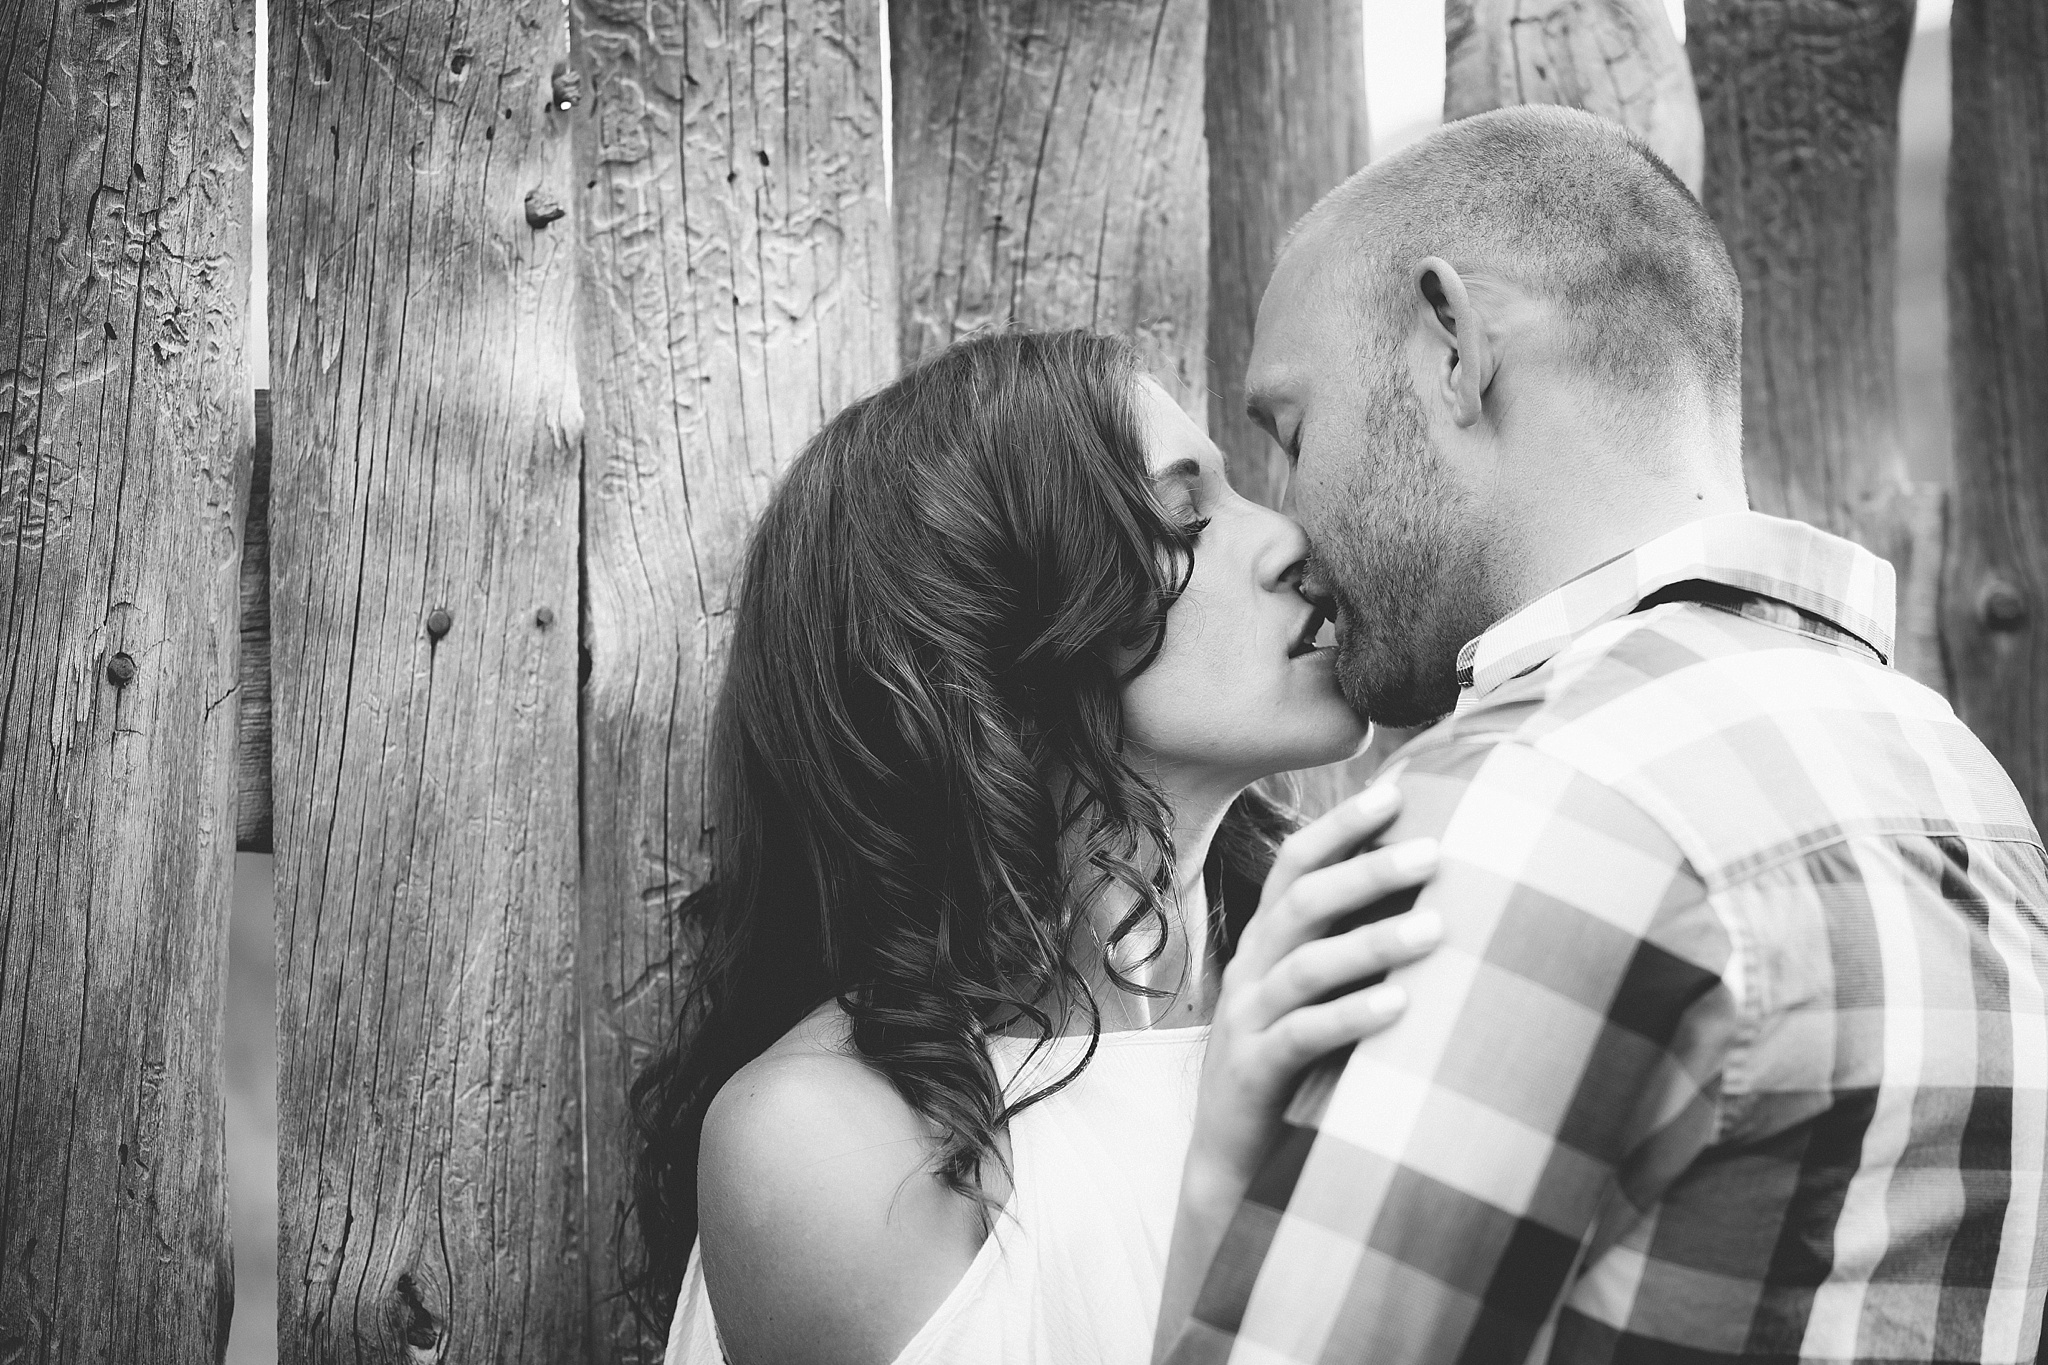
[665,1023,1210,1365]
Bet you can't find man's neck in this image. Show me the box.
[1499,467,1748,617]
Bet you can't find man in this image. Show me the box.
[1157,106,2048,1364]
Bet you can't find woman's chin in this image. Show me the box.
[1255,711,1373,779]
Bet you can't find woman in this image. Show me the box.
[629,331,1442,1364]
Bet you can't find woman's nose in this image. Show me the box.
[1257,507,1313,589]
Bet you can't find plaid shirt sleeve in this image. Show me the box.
[1168,734,1744,1364]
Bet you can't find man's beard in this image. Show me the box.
[1311,377,1502,729]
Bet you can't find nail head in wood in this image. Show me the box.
[534,606,554,628]
[106,652,137,686]
[550,66,581,110]
[1981,581,2028,632]
[524,189,565,228]
[426,608,453,640]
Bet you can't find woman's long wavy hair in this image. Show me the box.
[624,330,1293,1332]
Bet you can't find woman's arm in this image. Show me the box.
[697,1039,996,1365]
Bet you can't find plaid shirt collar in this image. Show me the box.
[1453,511,1898,711]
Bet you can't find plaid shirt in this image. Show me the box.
[1170,512,2048,1364]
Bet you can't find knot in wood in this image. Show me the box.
[524,189,566,228]
[425,608,453,640]
[1981,580,2028,632]
[391,1271,446,1360]
[106,652,137,686]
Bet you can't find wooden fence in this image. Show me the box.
[2,0,2044,1360]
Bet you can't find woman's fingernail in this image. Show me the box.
[1362,982,1409,1017]
[1395,908,1444,950]
[1391,837,1439,877]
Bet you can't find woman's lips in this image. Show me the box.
[1288,608,1330,658]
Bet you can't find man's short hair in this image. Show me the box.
[1293,105,1742,414]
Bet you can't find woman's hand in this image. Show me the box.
[1156,782,1441,1361]
[1193,781,1441,1183]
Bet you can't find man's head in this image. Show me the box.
[1247,105,1745,726]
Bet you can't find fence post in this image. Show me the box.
[1445,0,1703,192]
[891,0,1209,411]
[269,0,584,1357]
[1205,0,1377,814]
[1208,0,1370,509]
[1685,0,1946,691]
[240,391,273,854]
[567,0,899,1355]
[1943,0,2048,825]
[0,1,252,1358]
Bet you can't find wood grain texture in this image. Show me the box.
[0,0,252,1358]
[269,0,583,1358]
[1944,0,2048,820]
[1204,0,1376,817]
[1446,0,1703,192]
[568,0,897,1355]
[891,0,1209,415]
[1207,0,1368,508]
[239,389,271,853]
[1686,0,1947,691]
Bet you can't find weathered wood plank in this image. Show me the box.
[1685,0,1947,691]
[1944,0,2048,820]
[270,0,583,1358]
[891,0,1209,413]
[1446,0,1703,192]
[568,0,897,1355]
[1205,0,1378,815]
[0,0,253,1358]
[239,389,271,854]
[1208,0,1369,508]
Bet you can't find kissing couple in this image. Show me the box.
[631,107,2048,1365]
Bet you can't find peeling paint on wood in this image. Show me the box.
[892,0,1210,418]
[1686,0,1947,692]
[1944,0,2048,823]
[569,0,897,1355]
[0,0,253,1357]
[270,0,584,1357]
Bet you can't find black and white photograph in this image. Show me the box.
[2,0,2046,1362]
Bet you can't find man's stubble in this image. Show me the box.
[1310,374,1505,730]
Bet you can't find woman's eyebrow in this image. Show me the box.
[1150,457,1204,485]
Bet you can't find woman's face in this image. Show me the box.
[1120,378,1370,793]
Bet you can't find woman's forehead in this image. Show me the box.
[1133,378,1222,481]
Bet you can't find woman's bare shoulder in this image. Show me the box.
[695,1004,989,1365]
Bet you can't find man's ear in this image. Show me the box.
[1413,256,1496,428]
